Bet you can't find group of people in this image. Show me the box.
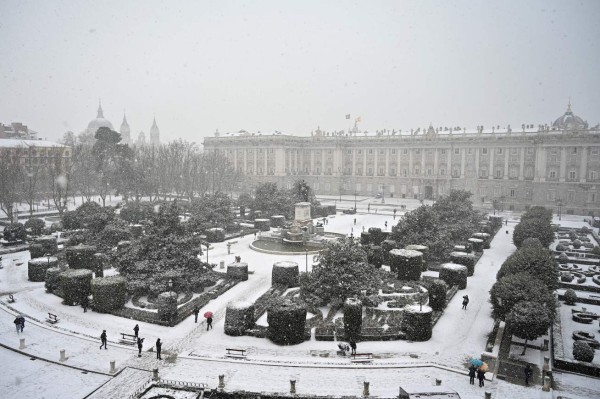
[13,315,25,333]
[99,324,163,360]
[468,364,486,387]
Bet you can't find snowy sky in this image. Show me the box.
[0,0,599,144]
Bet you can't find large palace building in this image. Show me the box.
[204,104,600,216]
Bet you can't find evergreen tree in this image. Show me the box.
[506,301,552,354]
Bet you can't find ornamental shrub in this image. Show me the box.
[403,305,432,341]
[428,279,448,311]
[368,227,385,246]
[59,269,93,305]
[28,257,59,282]
[558,253,569,264]
[573,239,582,249]
[497,246,559,290]
[267,298,307,345]
[91,276,127,312]
[343,297,362,340]
[450,252,476,276]
[439,263,468,289]
[366,245,384,268]
[521,238,543,249]
[272,261,299,287]
[45,267,61,292]
[389,249,423,281]
[65,244,97,269]
[513,218,555,248]
[29,243,45,259]
[3,223,25,241]
[564,289,577,305]
[560,273,574,282]
[573,341,595,362]
[225,301,256,336]
[490,272,556,321]
[556,244,567,252]
[24,218,45,236]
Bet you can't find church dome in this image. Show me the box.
[552,101,588,130]
[86,102,114,134]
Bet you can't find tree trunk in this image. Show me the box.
[521,339,528,355]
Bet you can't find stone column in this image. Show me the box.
[488,148,494,179]
[19,338,25,349]
[475,148,480,177]
[218,375,225,390]
[409,149,414,176]
[60,349,66,362]
[519,149,525,180]
[434,148,439,176]
[503,149,509,179]
[559,147,567,182]
[542,375,551,392]
[110,361,116,373]
[579,146,588,182]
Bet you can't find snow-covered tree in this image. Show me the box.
[506,301,552,355]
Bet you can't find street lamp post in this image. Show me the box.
[354,192,357,211]
[556,199,564,221]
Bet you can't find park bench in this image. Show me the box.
[350,353,373,364]
[119,333,137,345]
[225,348,247,359]
[46,313,59,324]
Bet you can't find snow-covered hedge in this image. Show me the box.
[389,249,423,281]
[564,289,577,305]
[45,267,61,292]
[65,244,97,269]
[59,269,93,305]
[381,239,398,264]
[270,215,285,228]
[28,257,58,282]
[24,218,45,236]
[405,245,429,271]
[157,291,178,324]
[206,228,225,243]
[360,231,371,245]
[450,251,476,276]
[272,261,299,287]
[573,341,595,362]
[91,276,127,313]
[468,238,484,253]
[403,305,432,341]
[29,243,45,259]
[267,298,307,345]
[35,235,58,255]
[254,218,271,232]
[472,232,491,249]
[227,262,248,281]
[343,297,362,340]
[428,279,448,311]
[558,253,569,264]
[439,263,468,289]
[224,301,255,336]
[366,245,384,269]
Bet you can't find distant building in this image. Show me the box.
[204,103,600,216]
[0,122,39,140]
[150,117,160,145]
[0,139,71,169]
[120,114,131,145]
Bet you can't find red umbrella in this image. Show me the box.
[204,311,213,319]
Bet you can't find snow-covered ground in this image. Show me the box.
[1,205,598,398]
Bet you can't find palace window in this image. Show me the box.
[368,149,373,154]
[347,150,352,154]
[403,169,408,177]
[547,190,556,201]
[357,168,363,175]
[549,170,557,179]
[550,148,558,155]
[390,168,396,176]
[378,167,384,176]
[527,148,534,154]
[482,148,488,154]
[495,168,502,178]
[441,149,446,154]
[427,168,432,176]
[368,167,373,176]
[454,148,460,155]
[414,167,420,175]
[403,149,408,155]
[511,148,518,155]
[497,148,503,155]
[569,170,577,180]
[358,150,362,155]
[510,189,515,198]
[415,149,421,154]
[590,170,598,180]
[480,168,488,178]
[525,167,534,179]
[391,149,396,154]
[379,149,384,155]
[509,167,518,178]
[589,192,597,202]
[572,147,578,154]
[452,168,460,177]
[440,168,446,176]
[269,148,274,153]
[468,148,473,154]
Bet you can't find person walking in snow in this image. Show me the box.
[477,368,485,387]
[13,316,21,333]
[468,364,476,385]
[349,339,357,355]
[137,337,144,357]
[524,364,533,386]
[207,316,213,330]
[194,306,199,323]
[462,295,469,310]
[156,338,162,360]
[19,316,25,332]
[100,330,108,349]
[133,324,139,338]
[384,221,388,229]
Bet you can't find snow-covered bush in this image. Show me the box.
[560,273,574,283]
[381,239,398,264]
[36,235,58,255]
[343,297,362,340]
[227,261,248,281]
[3,223,25,241]
[254,219,271,232]
[439,263,468,289]
[468,238,484,253]
[428,279,448,311]
[65,244,97,269]
[556,244,567,252]
[573,341,595,362]
[366,245,384,269]
[405,244,429,271]
[91,276,127,313]
[272,261,299,287]
[45,267,61,292]
[521,238,543,249]
[368,227,385,246]
[29,243,45,259]
[403,305,432,341]
[24,218,45,236]
[564,289,577,305]
[59,269,93,305]
[267,298,307,345]
[206,227,225,242]
[225,301,255,336]
[573,239,582,249]
[157,291,178,324]
[450,251,476,276]
[28,257,58,282]
[558,253,569,264]
[389,249,423,281]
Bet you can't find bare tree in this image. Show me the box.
[0,149,24,222]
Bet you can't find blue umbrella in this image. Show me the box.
[469,358,484,367]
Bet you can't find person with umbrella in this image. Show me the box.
[477,367,486,387]
[204,311,213,330]
[468,364,476,385]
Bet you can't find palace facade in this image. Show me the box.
[204,104,600,216]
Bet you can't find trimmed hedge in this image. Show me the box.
[25,218,45,236]
[439,263,468,289]
[405,244,429,271]
[381,240,398,265]
[389,249,423,281]
[36,236,59,255]
[367,245,384,268]
[468,238,484,253]
[225,301,256,336]
[254,219,271,232]
[91,276,127,313]
[403,305,432,341]
[573,341,595,362]
[157,291,178,324]
[360,231,371,245]
[4,223,25,241]
[428,280,448,311]
[564,289,577,305]
[206,228,225,243]
[29,243,45,259]
[267,299,307,345]
[272,261,299,287]
[270,215,285,228]
[65,244,97,269]
[227,262,249,281]
[59,269,93,305]
[28,257,59,282]
[343,297,362,340]
[450,252,476,276]
[45,267,61,292]
[368,228,385,246]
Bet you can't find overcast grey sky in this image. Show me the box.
[1,0,599,144]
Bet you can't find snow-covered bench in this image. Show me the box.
[350,353,373,364]
[225,348,246,359]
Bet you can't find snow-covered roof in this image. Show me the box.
[0,139,68,148]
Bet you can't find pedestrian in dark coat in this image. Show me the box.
[349,339,357,355]
[477,369,485,387]
[156,338,162,360]
[19,316,25,332]
[133,324,139,338]
[13,317,20,333]
[462,295,469,310]
[81,296,89,313]
[468,365,476,385]
[194,306,199,323]
[137,337,144,357]
[100,330,107,349]
[524,364,533,385]
[207,317,213,330]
